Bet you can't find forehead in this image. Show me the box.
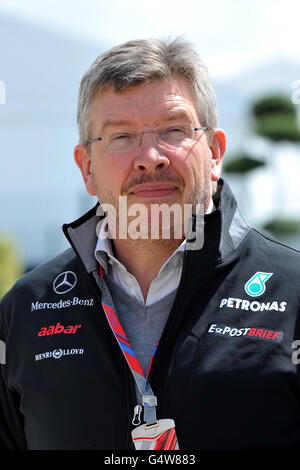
[90,78,198,127]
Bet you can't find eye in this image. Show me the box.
[160,126,188,143]
[166,126,185,133]
[107,132,138,152]
[111,133,133,141]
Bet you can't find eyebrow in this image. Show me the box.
[100,111,193,132]
[101,119,134,131]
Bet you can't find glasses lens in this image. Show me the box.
[106,133,139,152]
[158,124,194,147]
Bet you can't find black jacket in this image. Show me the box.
[1,180,300,450]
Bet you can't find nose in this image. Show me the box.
[132,133,170,173]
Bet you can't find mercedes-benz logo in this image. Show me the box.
[53,271,77,294]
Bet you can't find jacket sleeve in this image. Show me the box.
[0,295,27,449]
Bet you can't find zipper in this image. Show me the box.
[132,404,142,426]
[150,251,192,411]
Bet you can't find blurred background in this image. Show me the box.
[0,0,300,298]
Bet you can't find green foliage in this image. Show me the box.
[262,218,300,237]
[224,153,266,174]
[246,94,300,244]
[0,235,24,299]
[252,95,297,119]
[252,94,300,142]
[255,114,300,142]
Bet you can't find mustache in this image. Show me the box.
[122,170,185,194]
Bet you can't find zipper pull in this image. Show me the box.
[132,404,142,426]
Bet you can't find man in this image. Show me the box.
[1,37,300,451]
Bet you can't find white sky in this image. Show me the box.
[0,0,300,79]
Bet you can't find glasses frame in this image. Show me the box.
[86,124,213,152]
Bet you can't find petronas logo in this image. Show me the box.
[244,272,273,297]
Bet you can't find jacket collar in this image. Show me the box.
[186,179,251,266]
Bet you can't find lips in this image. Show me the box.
[130,183,178,198]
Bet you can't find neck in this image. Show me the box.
[112,237,184,301]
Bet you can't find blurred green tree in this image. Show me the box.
[224,152,266,174]
[223,151,266,213]
[252,95,297,119]
[263,218,300,238]
[252,94,300,238]
[224,94,300,242]
[253,95,300,143]
[0,235,24,299]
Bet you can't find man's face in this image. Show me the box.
[75,78,226,231]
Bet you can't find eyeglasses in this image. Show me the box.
[87,123,213,153]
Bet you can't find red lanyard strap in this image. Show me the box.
[99,265,158,426]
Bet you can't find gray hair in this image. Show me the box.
[77,37,218,145]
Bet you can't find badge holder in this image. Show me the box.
[131,419,179,450]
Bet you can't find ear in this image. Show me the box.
[209,129,226,181]
[74,144,97,196]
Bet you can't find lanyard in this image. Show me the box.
[99,264,158,426]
